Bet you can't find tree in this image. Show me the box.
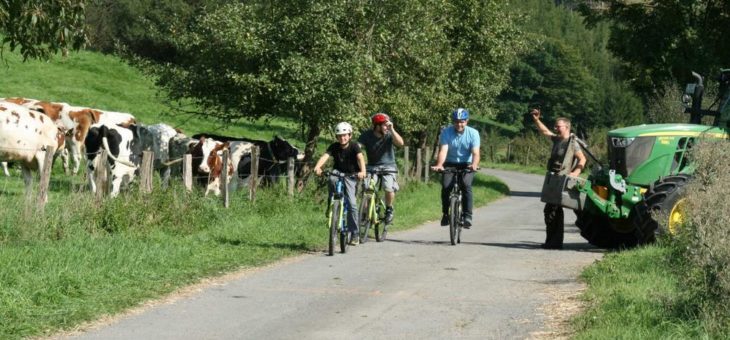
[145,0,524,166]
[0,0,87,60]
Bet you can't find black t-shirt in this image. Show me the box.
[326,141,362,173]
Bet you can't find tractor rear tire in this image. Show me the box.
[632,174,691,242]
[576,209,639,249]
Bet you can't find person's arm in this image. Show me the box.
[531,108,555,138]
[569,149,587,177]
[313,153,330,176]
[356,153,366,180]
[388,122,405,147]
[431,145,448,171]
[470,146,480,171]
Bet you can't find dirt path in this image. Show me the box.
[61,169,603,339]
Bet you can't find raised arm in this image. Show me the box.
[531,108,555,138]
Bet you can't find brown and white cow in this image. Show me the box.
[188,137,236,196]
[0,101,64,197]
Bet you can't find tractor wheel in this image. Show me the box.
[632,174,691,242]
[575,209,638,249]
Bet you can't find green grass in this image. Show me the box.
[573,244,719,339]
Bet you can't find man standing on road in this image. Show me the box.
[358,112,404,225]
[431,108,481,228]
[531,108,586,249]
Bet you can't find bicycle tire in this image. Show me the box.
[449,196,460,245]
[329,200,340,256]
[374,200,386,242]
[359,194,372,243]
[340,230,348,254]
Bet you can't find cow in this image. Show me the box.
[187,136,235,196]
[191,133,301,186]
[0,101,64,198]
[84,123,138,197]
[131,123,181,186]
[1,98,137,176]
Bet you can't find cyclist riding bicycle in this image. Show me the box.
[430,108,481,228]
[358,112,404,224]
[314,121,367,245]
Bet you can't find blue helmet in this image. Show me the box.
[452,108,469,120]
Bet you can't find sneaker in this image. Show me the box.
[463,216,473,229]
[440,214,449,226]
[349,234,359,246]
[384,207,394,225]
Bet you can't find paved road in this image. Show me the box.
[64,169,603,340]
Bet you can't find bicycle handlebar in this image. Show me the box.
[436,167,478,173]
[323,169,359,179]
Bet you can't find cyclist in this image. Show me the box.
[314,122,367,245]
[430,108,481,228]
[358,112,404,224]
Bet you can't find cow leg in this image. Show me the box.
[69,140,82,175]
[2,162,8,176]
[21,164,34,197]
[160,166,171,189]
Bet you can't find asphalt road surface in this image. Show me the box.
[63,169,604,340]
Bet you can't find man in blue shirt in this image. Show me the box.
[431,108,481,227]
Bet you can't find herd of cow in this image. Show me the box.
[0,98,303,199]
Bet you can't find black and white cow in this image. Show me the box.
[191,133,301,186]
[131,123,181,186]
[85,123,138,197]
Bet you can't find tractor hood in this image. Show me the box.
[609,123,727,138]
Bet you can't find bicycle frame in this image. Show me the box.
[441,167,473,245]
[360,168,396,242]
[325,170,353,255]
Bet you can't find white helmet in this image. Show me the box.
[334,122,353,135]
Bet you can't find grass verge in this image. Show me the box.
[0,173,507,339]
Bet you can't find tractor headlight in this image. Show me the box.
[611,137,635,148]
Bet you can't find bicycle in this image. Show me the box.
[359,168,397,243]
[439,167,475,245]
[324,170,356,255]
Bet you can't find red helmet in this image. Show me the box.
[371,113,390,125]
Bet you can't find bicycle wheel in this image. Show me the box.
[374,199,386,242]
[449,196,460,245]
[340,229,348,254]
[328,200,340,256]
[359,194,372,243]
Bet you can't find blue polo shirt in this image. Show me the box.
[439,125,480,163]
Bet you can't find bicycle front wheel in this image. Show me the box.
[328,200,340,256]
[359,194,372,243]
[374,199,386,242]
[449,196,460,246]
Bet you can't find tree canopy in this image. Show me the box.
[0,0,87,60]
[143,0,524,161]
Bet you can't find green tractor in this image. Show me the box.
[544,69,730,248]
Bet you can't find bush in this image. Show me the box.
[672,138,730,333]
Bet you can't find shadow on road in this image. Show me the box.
[508,191,542,198]
[386,238,603,253]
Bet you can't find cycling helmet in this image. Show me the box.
[452,108,469,120]
[371,112,390,125]
[334,122,353,135]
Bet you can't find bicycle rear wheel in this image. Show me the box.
[359,194,372,243]
[328,200,340,256]
[449,196,460,245]
[374,200,386,242]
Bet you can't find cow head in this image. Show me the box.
[269,135,300,162]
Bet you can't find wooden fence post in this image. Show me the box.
[403,146,410,183]
[95,149,110,199]
[507,142,512,163]
[524,146,530,166]
[287,157,295,197]
[37,146,55,209]
[415,148,422,182]
[490,145,495,162]
[182,154,193,191]
[249,146,259,202]
[424,146,430,183]
[140,151,154,193]
[221,149,230,208]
